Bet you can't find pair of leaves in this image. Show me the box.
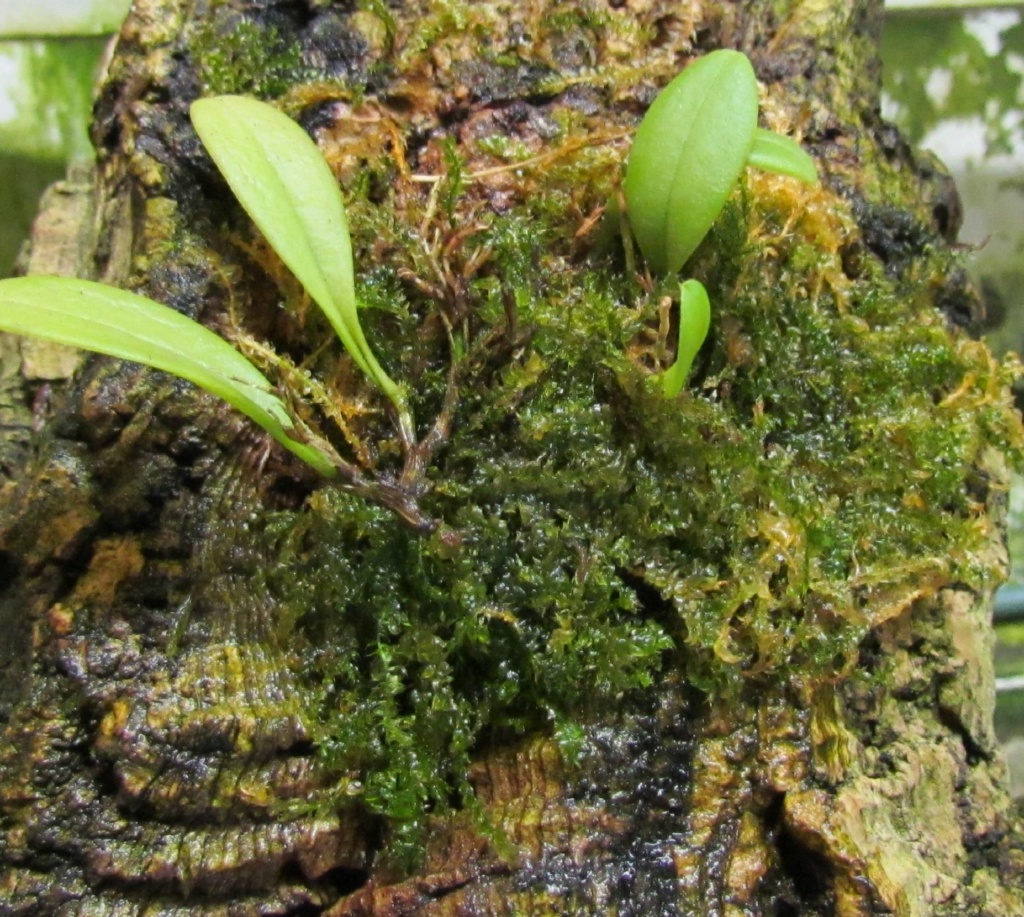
[623,49,819,277]
[622,49,819,395]
[0,95,406,474]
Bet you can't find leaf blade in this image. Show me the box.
[661,279,711,398]
[747,127,819,185]
[189,95,401,404]
[0,275,336,475]
[623,50,759,276]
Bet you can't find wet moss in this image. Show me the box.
[191,15,306,98]
[171,1,1024,872]
[239,118,1024,865]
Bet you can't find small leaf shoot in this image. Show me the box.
[747,128,819,185]
[622,50,819,400]
[661,279,711,397]
[0,275,337,476]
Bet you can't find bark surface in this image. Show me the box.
[2,1,1023,915]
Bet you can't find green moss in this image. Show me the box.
[397,0,471,69]
[246,124,1024,865]
[181,7,1024,869]
[191,17,305,98]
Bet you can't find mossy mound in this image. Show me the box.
[242,128,1023,861]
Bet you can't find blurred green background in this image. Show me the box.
[879,2,1024,792]
[3,0,1024,782]
[0,1,129,276]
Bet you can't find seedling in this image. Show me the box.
[622,49,818,391]
[0,95,412,475]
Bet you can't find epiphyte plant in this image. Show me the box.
[0,95,411,476]
[622,49,819,394]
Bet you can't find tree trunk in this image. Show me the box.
[2,0,1023,914]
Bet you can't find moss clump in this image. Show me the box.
[241,112,1023,867]
[191,18,305,98]
[183,6,1021,868]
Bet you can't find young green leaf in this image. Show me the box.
[0,275,337,476]
[747,127,819,185]
[623,49,759,276]
[189,95,405,415]
[661,279,711,398]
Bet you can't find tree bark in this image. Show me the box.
[2,0,1023,914]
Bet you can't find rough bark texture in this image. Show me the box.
[2,0,1024,914]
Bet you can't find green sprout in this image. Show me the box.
[0,95,412,474]
[661,279,710,398]
[622,49,819,392]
